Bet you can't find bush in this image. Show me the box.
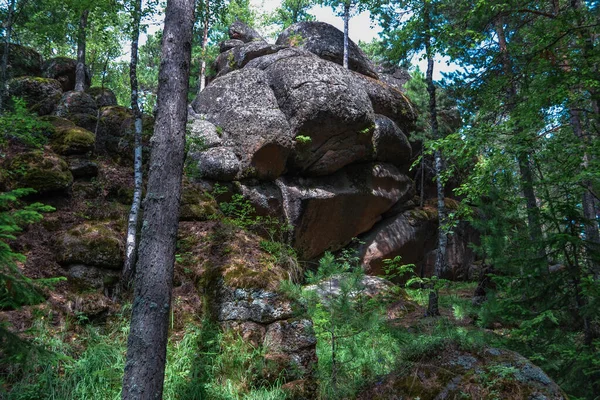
[0,98,53,149]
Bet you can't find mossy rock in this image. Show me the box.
[42,57,91,92]
[179,184,219,221]
[40,115,76,129]
[7,76,63,116]
[357,345,567,400]
[4,150,73,193]
[86,87,118,108]
[50,126,95,155]
[55,222,124,269]
[54,91,98,118]
[0,44,43,78]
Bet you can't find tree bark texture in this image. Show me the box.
[495,17,546,268]
[342,1,349,69]
[198,0,210,94]
[0,0,15,111]
[122,0,144,287]
[75,9,89,92]
[424,4,445,317]
[121,0,194,397]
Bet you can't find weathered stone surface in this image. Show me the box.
[0,44,43,78]
[276,21,378,79]
[54,91,98,118]
[179,183,218,221]
[214,42,286,78]
[7,77,62,115]
[55,222,124,270]
[353,72,417,133]
[96,106,153,159]
[50,125,95,155]
[67,264,120,290]
[220,39,245,53]
[357,346,567,400]
[358,209,439,276]
[216,285,295,324]
[221,320,266,348]
[86,87,118,108]
[235,180,283,217]
[245,47,315,71]
[305,275,396,300]
[371,114,412,169]
[266,54,374,176]
[228,21,265,43]
[377,66,411,92]
[191,68,293,180]
[3,150,73,194]
[42,57,91,92]
[67,158,99,178]
[191,147,240,181]
[187,118,222,149]
[279,163,414,259]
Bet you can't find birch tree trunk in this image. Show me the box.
[121,0,195,397]
[75,9,89,92]
[424,4,446,317]
[0,0,16,111]
[342,1,349,69]
[122,0,143,287]
[198,0,210,95]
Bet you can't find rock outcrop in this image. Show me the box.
[190,21,421,261]
[357,345,567,400]
[276,22,379,79]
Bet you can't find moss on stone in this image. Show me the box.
[51,126,95,155]
[6,150,73,193]
[56,222,124,270]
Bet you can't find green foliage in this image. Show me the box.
[0,188,56,310]
[0,98,53,149]
[285,250,401,398]
[294,134,311,144]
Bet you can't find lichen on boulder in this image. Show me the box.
[55,222,124,270]
[7,76,63,116]
[50,125,95,155]
[3,150,73,193]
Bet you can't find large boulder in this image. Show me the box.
[95,105,153,159]
[279,163,414,259]
[358,208,438,276]
[266,54,375,176]
[276,22,379,79]
[3,150,73,194]
[353,72,417,133]
[0,44,43,78]
[228,21,265,43]
[7,77,63,115]
[54,91,98,118]
[42,57,91,92]
[191,68,294,180]
[86,87,118,108]
[357,346,566,400]
[371,114,412,170]
[50,125,95,156]
[213,41,286,78]
[55,222,124,269]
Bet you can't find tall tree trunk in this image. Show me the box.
[121,0,195,397]
[342,1,349,69]
[0,0,16,111]
[570,108,600,279]
[424,5,445,317]
[75,9,89,92]
[495,17,546,270]
[197,0,210,95]
[122,0,143,287]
